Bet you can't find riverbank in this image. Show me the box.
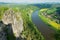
[38,13,57,31]
[21,7,44,40]
[32,10,56,40]
[38,8,60,40]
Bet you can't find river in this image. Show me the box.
[31,10,56,40]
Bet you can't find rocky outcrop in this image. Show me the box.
[0,21,7,40]
[2,9,23,39]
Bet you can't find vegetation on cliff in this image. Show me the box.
[0,5,44,40]
[20,6,44,40]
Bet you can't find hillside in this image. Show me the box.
[0,5,44,40]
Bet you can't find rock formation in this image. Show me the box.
[2,9,23,39]
[0,21,7,40]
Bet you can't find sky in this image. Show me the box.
[0,0,60,3]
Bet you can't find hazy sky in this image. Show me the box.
[0,0,60,3]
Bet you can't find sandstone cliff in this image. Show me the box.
[1,8,23,40]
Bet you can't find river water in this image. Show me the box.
[31,10,56,40]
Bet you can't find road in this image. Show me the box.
[31,10,56,40]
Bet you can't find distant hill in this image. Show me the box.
[0,2,8,4]
[0,2,15,4]
[0,2,60,8]
[31,3,60,8]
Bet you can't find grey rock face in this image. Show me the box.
[0,21,7,40]
[2,9,23,39]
